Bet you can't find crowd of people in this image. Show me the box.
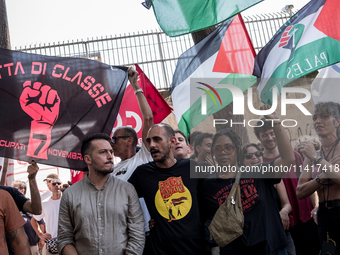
[1,68,340,255]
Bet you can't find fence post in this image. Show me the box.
[83,41,89,59]
[156,33,169,89]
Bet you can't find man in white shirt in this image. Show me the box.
[32,176,62,255]
[111,67,153,181]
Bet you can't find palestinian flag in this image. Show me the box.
[146,0,263,37]
[170,15,256,136]
[254,0,340,105]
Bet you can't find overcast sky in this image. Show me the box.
[6,0,311,48]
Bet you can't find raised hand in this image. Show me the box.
[127,66,140,91]
[261,105,280,120]
[27,160,39,180]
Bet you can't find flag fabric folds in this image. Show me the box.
[311,63,340,104]
[254,0,340,105]
[114,64,172,144]
[170,15,257,136]
[148,0,263,37]
[0,48,127,170]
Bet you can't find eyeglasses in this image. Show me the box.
[244,151,263,160]
[212,144,235,155]
[52,182,61,186]
[111,136,130,144]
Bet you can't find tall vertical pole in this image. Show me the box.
[0,0,10,186]
[0,0,11,49]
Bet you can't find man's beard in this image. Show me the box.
[94,167,114,176]
[154,146,171,163]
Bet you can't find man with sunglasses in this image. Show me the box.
[32,177,62,255]
[255,119,320,255]
[111,67,153,181]
[40,173,59,201]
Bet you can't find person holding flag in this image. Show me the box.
[111,66,153,181]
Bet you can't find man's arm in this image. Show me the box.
[31,216,52,241]
[23,161,42,215]
[38,221,46,251]
[124,184,145,255]
[0,158,8,185]
[8,226,31,255]
[58,192,77,255]
[128,66,153,145]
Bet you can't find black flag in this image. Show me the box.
[0,48,127,170]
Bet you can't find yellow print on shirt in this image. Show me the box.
[155,176,192,222]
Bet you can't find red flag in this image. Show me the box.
[113,64,172,144]
[70,170,83,184]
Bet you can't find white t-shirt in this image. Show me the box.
[112,143,153,181]
[33,196,61,238]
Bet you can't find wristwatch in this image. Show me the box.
[315,175,324,185]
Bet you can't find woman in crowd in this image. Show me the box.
[198,107,295,255]
[297,102,340,254]
[242,143,296,255]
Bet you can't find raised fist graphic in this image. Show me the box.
[20,81,60,159]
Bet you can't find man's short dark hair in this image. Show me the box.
[81,133,111,158]
[254,118,274,138]
[174,130,188,144]
[188,131,202,146]
[150,123,175,139]
[211,129,242,166]
[115,127,138,147]
[194,133,213,157]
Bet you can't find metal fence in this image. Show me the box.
[16,12,294,91]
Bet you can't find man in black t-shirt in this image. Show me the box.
[129,123,209,255]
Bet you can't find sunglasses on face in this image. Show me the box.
[111,136,130,144]
[52,182,62,186]
[212,144,235,155]
[244,151,263,160]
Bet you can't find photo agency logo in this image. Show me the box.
[191,78,312,128]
